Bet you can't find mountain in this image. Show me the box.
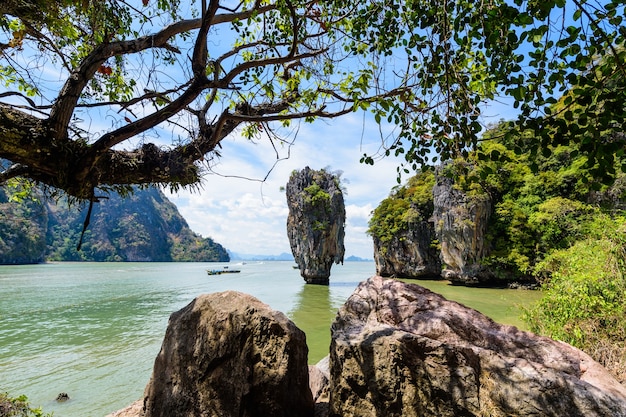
[0,186,48,264]
[228,251,295,261]
[0,186,229,264]
[344,255,372,262]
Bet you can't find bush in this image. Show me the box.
[523,215,626,382]
[0,393,52,417]
[367,170,434,243]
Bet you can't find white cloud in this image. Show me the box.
[166,114,407,259]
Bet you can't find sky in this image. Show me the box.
[164,112,407,260]
[163,98,516,259]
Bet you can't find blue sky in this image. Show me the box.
[164,97,517,259]
[164,112,407,259]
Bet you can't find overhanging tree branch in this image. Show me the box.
[0,0,623,200]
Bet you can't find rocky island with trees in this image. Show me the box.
[286,167,345,285]
[1,0,626,415]
[0,185,230,263]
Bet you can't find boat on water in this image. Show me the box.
[207,266,241,275]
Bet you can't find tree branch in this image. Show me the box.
[46,2,278,143]
[0,163,32,183]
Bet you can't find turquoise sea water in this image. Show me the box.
[0,261,540,416]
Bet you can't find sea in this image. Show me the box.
[0,261,540,416]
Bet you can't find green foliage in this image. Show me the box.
[1,0,625,198]
[0,392,52,417]
[523,215,626,379]
[304,183,331,207]
[0,185,47,264]
[344,0,626,180]
[367,170,435,242]
[471,113,626,278]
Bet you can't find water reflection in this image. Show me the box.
[289,283,335,364]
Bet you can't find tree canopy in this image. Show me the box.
[0,0,624,199]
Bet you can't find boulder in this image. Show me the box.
[432,170,493,285]
[329,276,626,417]
[143,291,314,417]
[105,400,143,417]
[309,356,331,417]
[286,167,345,284]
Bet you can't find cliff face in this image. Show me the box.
[368,171,441,279]
[432,171,493,285]
[0,186,229,263]
[286,167,345,285]
[372,222,440,278]
[369,168,493,285]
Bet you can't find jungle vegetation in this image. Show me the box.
[0,392,51,417]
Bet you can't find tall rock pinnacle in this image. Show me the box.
[286,167,345,285]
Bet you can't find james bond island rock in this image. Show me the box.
[329,276,626,417]
[286,167,345,285]
[432,168,493,285]
[143,291,314,417]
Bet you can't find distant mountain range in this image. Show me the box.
[228,251,372,262]
[0,186,229,264]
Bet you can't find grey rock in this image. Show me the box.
[373,224,440,279]
[309,356,330,403]
[105,400,143,417]
[329,276,626,417]
[143,291,314,417]
[309,356,331,417]
[286,167,345,284]
[432,170,492,285]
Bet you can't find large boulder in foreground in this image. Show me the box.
[329,276,626,417]
[286,167,345,285]
[143,291,314,417]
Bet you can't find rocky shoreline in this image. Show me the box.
[108,276,626,417]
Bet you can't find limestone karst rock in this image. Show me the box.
[368,170,441,279]
[286,167,345,285]
[373,224,441,278]
[432,169,493,285]
[143,291,314,417]
[329,276,626,417]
